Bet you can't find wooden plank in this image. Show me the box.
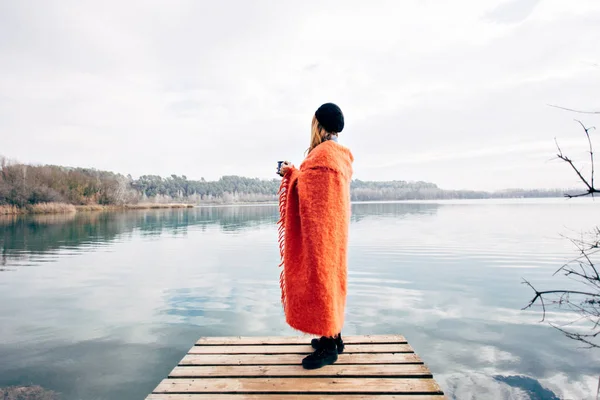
[189,344,414,355]
[152,377,443,393]
[180,353,423,365]
[147,394,447,399]
[169,364,432,378]
[147,336,445,400]
[196,335,407,346]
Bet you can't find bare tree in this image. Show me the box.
[523,119,599,349]
[556,120,598,198]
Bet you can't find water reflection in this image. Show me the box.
[0,201,599,399]
[351,201,439,222]
[0,203,437,268]
[0,206,280,268]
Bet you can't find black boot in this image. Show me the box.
[310,333,344,353]
[302,337,338,370]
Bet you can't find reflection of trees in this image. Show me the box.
[1,212,127,267]
[188,206,279,232]
[0,206,280,267]
[0,203,436,268]
[351,202,438,223]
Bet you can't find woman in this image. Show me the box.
[277,103,354,370]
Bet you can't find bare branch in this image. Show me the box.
[555,147,593,191]
[564,191,597,198]
[575,119,596,192]
[522,279,547,321]
[548,104,600,114]
[559,236,600,282]
[555,121,599,197]
[538,289,598,297]
[524,231,599,347]
[581,250,600,282]
[550,323,600,349]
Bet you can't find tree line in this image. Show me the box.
[0,156,566,208]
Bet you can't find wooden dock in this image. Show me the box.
[146,335,445,399]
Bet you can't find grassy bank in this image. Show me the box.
[75,203,195,211]
[0,202,194,215]
[0,203,76,215]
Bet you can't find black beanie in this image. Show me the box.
[315,103,344,133]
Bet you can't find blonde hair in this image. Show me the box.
[308,115,337,154]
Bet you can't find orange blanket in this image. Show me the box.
[277,141,354,336]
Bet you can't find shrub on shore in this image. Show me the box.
[28,202,76,214]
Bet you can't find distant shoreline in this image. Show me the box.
[2,196,590,216]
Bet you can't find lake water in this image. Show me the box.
[0,200,599,400]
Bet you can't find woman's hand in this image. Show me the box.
[279,161,294,176]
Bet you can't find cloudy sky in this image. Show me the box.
[1,0,599,190]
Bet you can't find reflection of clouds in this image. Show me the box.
[344,282,600,399]
[398,300,583,328]
[539,373,598,400]
[477,346,520,364]
[162,279,288,335]
[156,226,290,336]
[3,202,600,400]
[422,339,597,399]
[344,201,600,398]
[440,372,530,400]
